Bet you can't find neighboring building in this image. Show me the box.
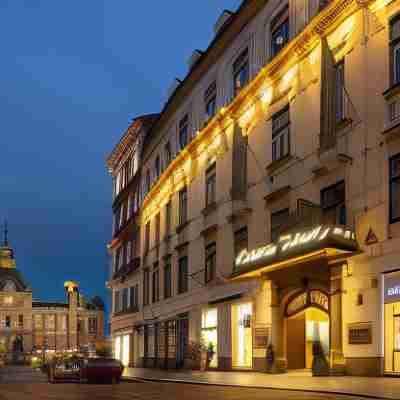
[107,0,400,376]
[0,228,104,362]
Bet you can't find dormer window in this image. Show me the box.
[233,48,249,96]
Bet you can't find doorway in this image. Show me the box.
[232,303,253,369]
[286,307,329,370]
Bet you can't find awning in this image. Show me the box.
[231,225,360,280]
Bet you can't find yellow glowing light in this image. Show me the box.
[239,104,255,128]
[308,47,319,65]
[327,16,355,49]
[370,0,391,12]
[4,296,13,305]
[260,87,273,105]
[280,65,298,92]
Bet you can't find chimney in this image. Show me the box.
[214,10,234,36]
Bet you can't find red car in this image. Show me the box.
[48,357,123,384]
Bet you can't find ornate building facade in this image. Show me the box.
[107,0,400,376]
[0,230,104,362]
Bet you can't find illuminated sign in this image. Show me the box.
[234,225,358,276]
[286,290,329,317]
[384,276,400,304]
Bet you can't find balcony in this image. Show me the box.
[111,257,141,282]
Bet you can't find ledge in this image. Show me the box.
[201,224,218,237]
[174,241,189,251]
[264,185,291,205]
[383,82,400,101]
[335,117,352,132]
[176,220,190,235]
[266,154,294,175]
[382,120,400,143]
[202,202,218,217]
[226,207,252,224]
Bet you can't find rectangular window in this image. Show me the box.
[88,318,97,334]
[234,227,248,257]
[390,16,400,85]
[129,284,139,311]
[164,260,172,299]
[271,208,289,242]
[18,314,23,329]
[165,201,172,236]
[122,287,129,311]
[335,60,345,123]
[205,163,216,207]
[271,6,289,58]
[143,268,150,306]
[164,141,172,169]
[272,105,290,162]
[233,48,249,96]
[145,221,150,254]
[321,181,346,225]
[155,155,161,180]
[390,153,400,223]
[5,315,11,328]
[179,115,189,150]
[205,81,217,120]
[179,187,188,226]
[205,242,217,284]
[152,267,160,303]
[155,213,160,245]
[178,256,188,294]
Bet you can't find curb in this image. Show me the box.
[122,375,392,400]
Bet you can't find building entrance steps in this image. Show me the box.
[122,368,400,399]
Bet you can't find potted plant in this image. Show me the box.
[205,342,215,370]
[186,341,202,370]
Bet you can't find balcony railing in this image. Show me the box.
[111,257,141,281]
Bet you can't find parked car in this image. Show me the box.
[48,357,123,384]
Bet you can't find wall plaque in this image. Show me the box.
[254,325,271,349]
[348,322,372,345]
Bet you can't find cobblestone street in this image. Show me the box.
[0,381,372,400]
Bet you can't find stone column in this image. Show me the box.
[329,265,345,375]
[270,284,287,373]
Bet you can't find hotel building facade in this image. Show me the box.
[107,0,400,376]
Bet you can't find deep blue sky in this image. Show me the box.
[0,1,242,318]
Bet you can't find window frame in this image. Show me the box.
[179,114,189,151]
[272,105,291,162]
[321,180,346,226]
[179,187,188,226]
[152,266,160,303]
[390,14,400,86]
[233,48,249,97]
[204,81,217,120]
[143,268,150,306]
[271,208,290,242]
[335,60,345,123]
[234,226,248,256]
[205,163,217,207]
[390,153,400,224]
[205,242,217,284]
[164,260,172,299]
[270,6,289,59]
[178,256,189,294]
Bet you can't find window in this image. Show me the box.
[122,287,129,311]
[179,187,188,226]
[114,290,120,313]
[143,268,150,306]
[271,6,289,58]
[155,213,160,245]
[234,227,248,256]
[233,48,249,96]
[271,208,289,242]
[205,242,216,284]
[145,170,151,194]
[205,163,216,207]
[205,81,217,120]
[165,201,172,236]
[144,221,150,254]
[5,315,11,328]
[164,259,172,299]
[130,284,139,311]
[335,60,345,123]
[115,246,122,272]
[164,141,172,169]
[155,155,161,180]
[390,153,400,223]
[88,317,97,334]
[390,16,400,85]
[179,115,189,150]
[114,206,121,234]
[178,256,188,294]
[152,266,160,303]
[321,181,346,225]
[272,105,290,162]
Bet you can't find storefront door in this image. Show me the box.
[232,303,253,369]
[176,318,188,369]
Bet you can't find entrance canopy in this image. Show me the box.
[231,225,359,280]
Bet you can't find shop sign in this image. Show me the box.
[348,323,372,345]
[384,276,400,304]
[254,325,271,349]
[286,290,329,317]
[234,225,357,273]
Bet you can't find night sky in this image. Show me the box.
[0,1,242,327]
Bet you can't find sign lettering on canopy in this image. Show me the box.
[233,225,358,277]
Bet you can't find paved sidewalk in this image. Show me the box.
[123,368,400,399]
